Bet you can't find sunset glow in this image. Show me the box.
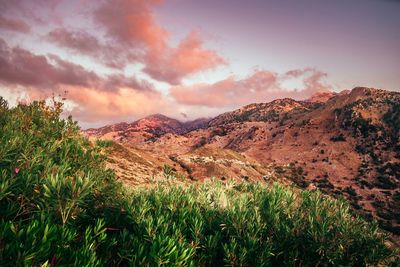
[0,0,399,127]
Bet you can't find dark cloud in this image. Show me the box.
[47,28,141,69]
[1,0,226,85]
[47,28,101,55]
[0,0,62,25]
[0,38,99,88]
[0,38,154,92]
[0,37,164,124]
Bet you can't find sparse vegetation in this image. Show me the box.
[383,102,400,137]
[192,136,207,149]
[169,155,194,180]
[330,133,346,142]
[162,164,176,180]
[0,98,398,266]
[287,163,308,188]
[344,186,357,197]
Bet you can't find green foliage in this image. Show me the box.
[96,139,114,148]
[43,173,94,225]
[162,164,175,180]
[0,97,397,266]
[0,98,118,266]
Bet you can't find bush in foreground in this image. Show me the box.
[0,98,397,266]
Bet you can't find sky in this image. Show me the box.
[0,0,399,128]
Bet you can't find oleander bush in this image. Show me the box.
[0,97,398,266]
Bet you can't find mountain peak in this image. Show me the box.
[143,113,176,121]
[306,91,337,103]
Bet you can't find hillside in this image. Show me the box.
[1,97,397,265]
[85,87,400,237]
[208,98,320,126]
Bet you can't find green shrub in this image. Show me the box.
[95,139,114,148]
[0,97,397,266]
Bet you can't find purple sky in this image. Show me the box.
[0,0,399,127]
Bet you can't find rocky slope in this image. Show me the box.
[208,98,320,126]
[84,87,400,237]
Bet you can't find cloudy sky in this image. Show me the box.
[0,0,399,128]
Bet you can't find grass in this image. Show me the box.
[0,97,398,266]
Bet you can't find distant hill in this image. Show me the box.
[84,114,210,140]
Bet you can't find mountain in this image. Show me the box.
[183,117,210,132]
[85,87,400,237]
[208,98,320,126]
[83,114,211,141]
[130,114,185,135]
[305,91,338,103]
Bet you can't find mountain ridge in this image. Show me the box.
[83,89,351,135]
[84,87,400,237]
[83,114,211,139]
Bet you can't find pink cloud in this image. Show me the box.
[93,0,225,84]
[65,87,168,124]
[0,0,337,127]
[0,38,165,125]
[170,68,332,107]
[46,1,225,84]
[94,0,166,49]
[0,16,30,33]
[143,31,226,85]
